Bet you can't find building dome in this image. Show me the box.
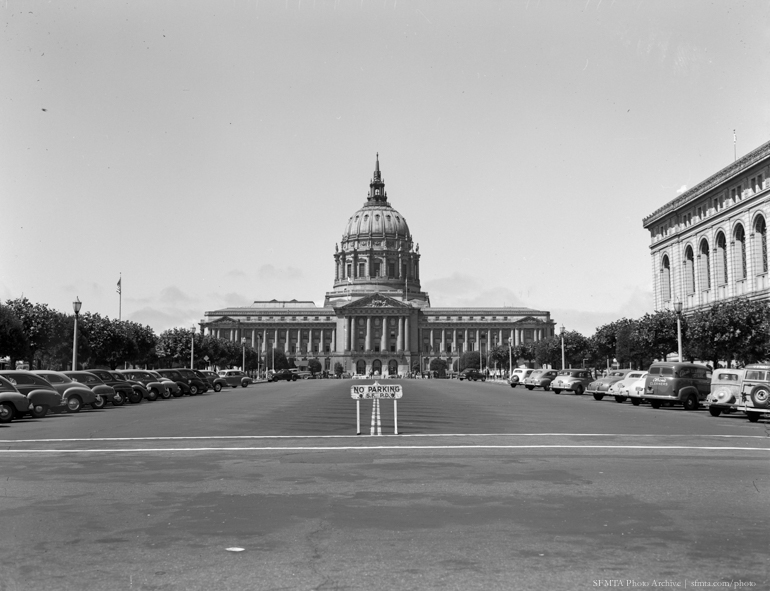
[342,204,411,244]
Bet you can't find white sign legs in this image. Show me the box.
[350,381,403,436]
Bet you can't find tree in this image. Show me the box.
[0,304,28,364]
[459,351,480,371]
[4,297,60,369]
[489,345,511,373]
[264,348,289,371]
[429,357,447,378]
[308,358,322,376]
[636,311,680,363]
[334,361,344,377]
[532,337,561,368]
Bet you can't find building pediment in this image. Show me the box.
[516,316,542,324]
[338,292,411,313]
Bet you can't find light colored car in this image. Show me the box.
[626,375,649,406]
[705,368,743,417]
[706,364,770,422]
[551,369,593,395]
[509,368,533,388]
[522,369,559,391]
[218,369,251,388]
[609,371,648,403]
[586,369,636,401]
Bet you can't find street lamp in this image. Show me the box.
[72,297,82,370]
[241,337,247,372]
[190,325,195,369]
[674,300,683,362]
[560,324,566,370]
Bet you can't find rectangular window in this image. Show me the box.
[751,177,757,193]
[346,264,352,278]
[388,263,395,277]
[358,263,365,277]
[373,261,381,276]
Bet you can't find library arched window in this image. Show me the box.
[715,232,728,285]
[734,224,747,280]
[754,215,768,274]
[660,255,672,302]
[698,239,711,291]
[684,246,695,294]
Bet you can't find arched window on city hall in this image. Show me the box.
[698,238,711,291]
[715,231,728,286]
[754,215,768,274]
[684,245,695,295]
[733,224,747,281]
[660,255,671,302]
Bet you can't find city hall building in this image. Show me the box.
[201,157,555,375]
[644,139,770,312]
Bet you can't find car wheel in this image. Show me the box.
[631,398,641,406]
[147,389,159,402]
[683,394,699,411]
[708,407,722,417]
[481,377,486,382]
[747,412,760,423]
[650,400,661,409]
[91,395,106,410]
[189,385,199,396]
[509,382,516,388]
[128,390,143,404]
[66,396,82,413]
[0,403,14,423]
[242,381,248,388]
[543,385,550,391]
[112,392,126,406]
[214,383,222,392]
[552,389,561,394]
[526,385,534,390]
[749,386,770,408]
[30,404,48,419]
[292,376,297,382]
[574,385,584,396]
[592,393,604,401]
[172,390,184,398]
[614,396,627,403]
[159,388,172,400]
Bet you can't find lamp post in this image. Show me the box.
[241,337,247,372]
[560,324,566,370]
[256,334,261,379]
[190,325,195,369]
[72,297,82,370]
[674,300,683,362]
[508,339,513,378]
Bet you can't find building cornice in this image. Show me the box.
[643,139,770,228]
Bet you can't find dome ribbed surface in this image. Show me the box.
[342,204,411,242]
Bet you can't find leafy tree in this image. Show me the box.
[4,297,59,369]
[459,351,480,371]
[489,345,511,373]
[512,342,535,366]
[636,311,680,364]
[0,304,28,365]
[264,348,289,371]
[429,357,447,377]
[532,337,561,368]
[334,361,344,377]
[308,358,322,376]
[156,327,194,367]
[79,313,137,369]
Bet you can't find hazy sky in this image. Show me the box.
[3,0,770,336]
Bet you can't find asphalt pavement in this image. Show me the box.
[0,378,767,591]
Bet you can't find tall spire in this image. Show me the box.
[368,153,386,203]
[373,153,381,181]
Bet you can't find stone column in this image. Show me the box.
[397,317,404,351]
[464,328,468,352]
[453,329,457,354]
[274,329,278,351]
[498,329,503,345]
[365,317,372,352]
[380,317,387,352]
[487,329,492,351]
[308,329,313,354]
[404,316,410,351]
[251,330,255,348]
[475,329,480,352]
[441,329,446,356]
[429,329,434,354]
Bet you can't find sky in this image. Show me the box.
[3,0,770,337]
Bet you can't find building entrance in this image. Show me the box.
[356,359,366,375]
[372,359,382,376]
[388,359,398,376]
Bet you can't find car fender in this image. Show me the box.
[677,386,702,401]
[63,385,99,404]
[26,388,63,407]
[0,391,31,412]
[131,383,149,397]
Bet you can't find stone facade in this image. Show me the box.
[643,140,770,312]
[202,157,555,375]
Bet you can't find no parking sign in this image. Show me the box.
[350,382,403,435]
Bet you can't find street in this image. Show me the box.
[0,379,768,591]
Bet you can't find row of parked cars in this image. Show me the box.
[507,362,769,422]
[0,368,252,424]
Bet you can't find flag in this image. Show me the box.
[116,277,122,295]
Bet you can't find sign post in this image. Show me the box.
[350,382,403,436]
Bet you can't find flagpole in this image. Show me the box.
[117,273,122,320]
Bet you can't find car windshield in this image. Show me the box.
[610,371,625,377]
[716,372,739,381]
[557,370,574,376]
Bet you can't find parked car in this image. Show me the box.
[176,369,209,393]
[509,368,533,388]
[156,369,196,395]
[36,370,109,410]
[0,370,66,417]
[626,375,649,406]
[145,370,182,397]
[119,370,172,400]
[270,369,297,382]
[63,371,124,407]
[0,375,32,423]
[196,370,228,392]
[706,364,770,422]
[458,368,485,382]
[586,369,636,401]
[86,369,144,404]
[642,362,712,410]
[218,369,251,388]
[551,369,594,395]
[522,369,559,391]
[609,371,648,403]
[705,368,744,417]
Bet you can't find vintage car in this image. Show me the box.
[145,370,182,397]
[195,370,228,392]
[587,369,636,401]
[119,369,172,399]
[63,371,125,406]
[0,370,67,417]
[642,362,712,410]
[156,369,197,395]
[176,369,210,393]
[509,368,533,388]
[458,368,485,382]
[551,369,594,395]
[522,369,559,391]
[705,368,743,417]
[270,369,298,382]
[706,364,770,422]
[0,375,32,423]
[82,369,142,404]
[609,371,649,403]
[218,369,251,388]
[35,370,108,410]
